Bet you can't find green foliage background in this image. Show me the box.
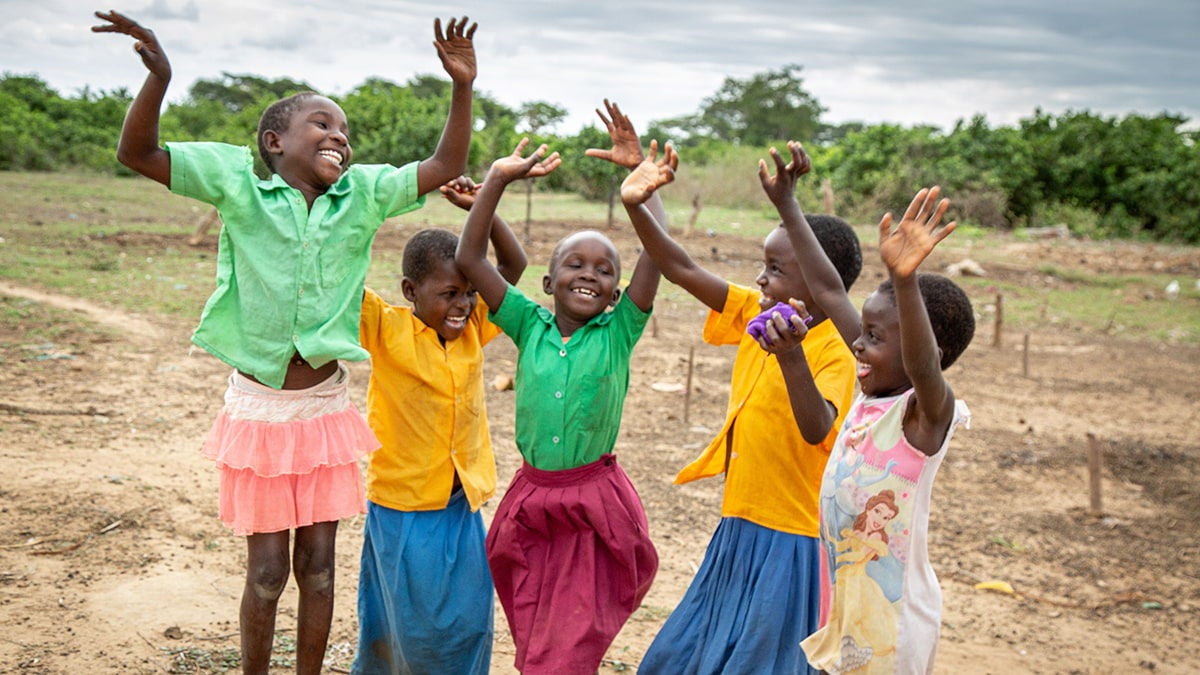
[3,66,1197,243]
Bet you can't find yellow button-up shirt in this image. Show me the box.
[675,284,856,537]
[359,289,501,512]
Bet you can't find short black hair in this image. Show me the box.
[257,91,322,172]
[806,214,862,291]
[547,230,621,276]
[403,229,459,283]
[878,273,975,369]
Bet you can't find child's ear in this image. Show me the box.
[542,273,553,295]
[610,287,621,307]
[401,277,417,303]
[262,129,283,156]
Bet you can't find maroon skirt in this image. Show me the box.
[486,454,658,674]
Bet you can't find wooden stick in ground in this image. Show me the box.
[1022,332,1031,377]
[684,346,695,424]
[1087,432,1104,516]
[993,293,1004,348]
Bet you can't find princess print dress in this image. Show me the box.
[802,389,969,674]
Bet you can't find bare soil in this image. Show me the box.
[1,217,1198,674]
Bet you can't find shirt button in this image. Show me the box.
[292,334,299,342]
[303,241,310,249]
[559,349,567,357]
[555,391,563,399]
[552,436,560,444]
[298,288,305,297]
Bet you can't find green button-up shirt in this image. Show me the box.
[167,142,424,388]
[490,284,650,471]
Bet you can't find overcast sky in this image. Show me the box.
[5,1,1198,136]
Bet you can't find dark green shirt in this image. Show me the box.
[490,284,650,470]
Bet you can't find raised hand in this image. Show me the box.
[878,186,957,280]
[433,16,478,85]
[620,140,678,206]
[92,10,170,80]
[486,138,562,186]
[757,140,811,207]
[439,175,479,211]
[584,99,644,170]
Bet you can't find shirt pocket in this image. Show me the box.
[318,229,370,289]
[576,374,616,432]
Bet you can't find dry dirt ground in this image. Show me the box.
[1,215,1198,674]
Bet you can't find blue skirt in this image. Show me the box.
[639,517,820,675]
[352,493,493,675]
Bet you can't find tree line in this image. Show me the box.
[3,66,1197,243]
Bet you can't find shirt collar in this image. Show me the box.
[257,169,354,196]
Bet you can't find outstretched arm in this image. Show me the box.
[417,16,477,195]
[92,11,171,186]
[881,187,958,455]
[763,141,861,349]
[621,141,729,311]
[440,176,527,286]
[455,139,560,310]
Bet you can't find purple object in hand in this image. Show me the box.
[747,302,812,343]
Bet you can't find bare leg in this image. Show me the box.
[240,531,291,675]
[293,521,339,675]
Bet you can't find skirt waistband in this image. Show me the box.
[518,454,618,488]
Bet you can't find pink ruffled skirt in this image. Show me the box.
[202,367,379,535]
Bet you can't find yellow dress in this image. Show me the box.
[800,530,898,674]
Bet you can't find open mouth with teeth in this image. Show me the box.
[318,149,344,167]
[571,287,599,298]
[856,360,872,379]
[445,315,467,329]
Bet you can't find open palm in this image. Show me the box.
[879,187,956,279]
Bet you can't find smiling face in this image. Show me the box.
[755,227,813,312]
[403,257,478,343]
[262,95,352,193]
[852,289,910,397]
[543,231,621,333]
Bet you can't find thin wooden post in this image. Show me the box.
[1022,333,1031,377]
[684,346,695,424]
[1086,433,1104,516]
[993,293,1004,348]
[821,178,835,214]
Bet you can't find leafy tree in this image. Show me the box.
[695,64,825,146]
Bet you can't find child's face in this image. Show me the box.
[852,290,909,397]
[269,96,352,189]
[755,228,812,312]
[402,257,477,343]
[543,232,621,324]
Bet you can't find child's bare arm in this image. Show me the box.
[882,187,958,454]
[417,16,477,196]
[440,177,527,285]
[621,142,729,311]
[763,141,861,349]
[455,140,559,310]
[92,10,171,187]
[756,299,839,443]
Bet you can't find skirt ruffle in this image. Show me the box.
[201,405,379,476]
[202,367,378,535]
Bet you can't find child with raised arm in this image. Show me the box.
[353,170,542,674]
[762,143,975,673]
[455,124,675,674]
[632,143,862,674]
[92,9,477,673]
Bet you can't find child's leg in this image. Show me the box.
[240,530,291,675]
[293,520,339,675]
